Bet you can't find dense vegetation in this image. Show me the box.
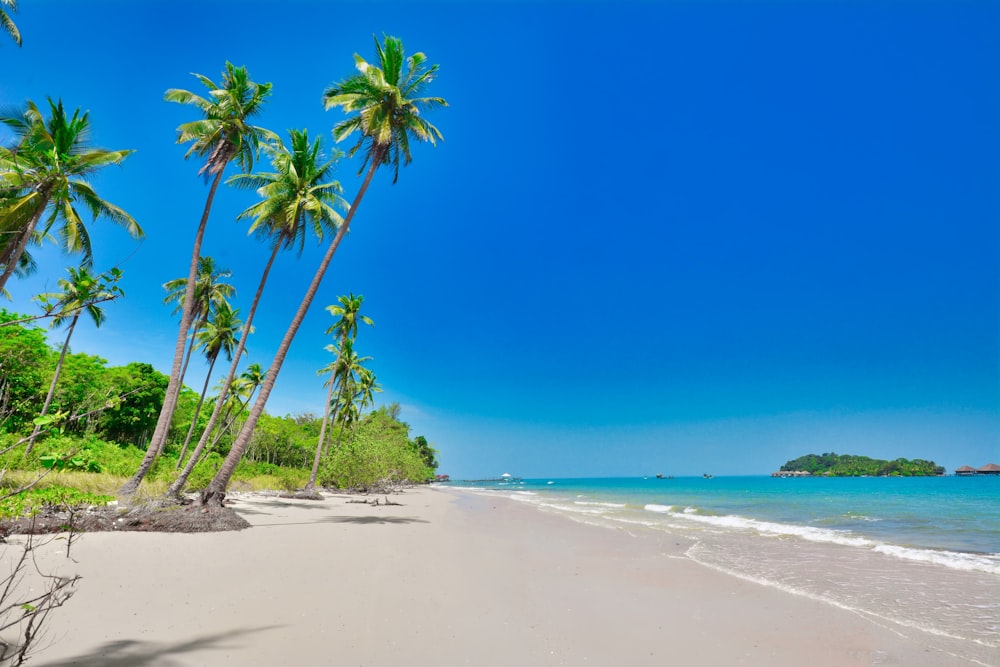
[780,453,945,477]
[0,308,438,499]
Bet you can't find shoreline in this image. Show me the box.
[4,486,991,666]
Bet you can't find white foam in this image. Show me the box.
[874,545,1000,575]
[644,504,673,513]
[674,512,875,548]
[575,501,627,508]
[539,502,607,515]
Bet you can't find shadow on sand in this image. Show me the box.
[249,515,430,527]
[40,625,282,666]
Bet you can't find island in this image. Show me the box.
[773,453,945,477]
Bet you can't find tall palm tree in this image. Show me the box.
[200,35,446,506]
[0,99,141,295]
[162,256,235,404]
[161,130,347,499]
[26,266,124,451]
[175,301,244,467]
[306,295,373,489]
[167,362,266,496]
[121,65,274,497]
[0,0,20,47]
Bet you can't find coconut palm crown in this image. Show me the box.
[322,34,447,183]
[0,99,141,294]
[165,62,276,177]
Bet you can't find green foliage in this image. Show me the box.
[0,310,51,432]
[0,485,114,520]
[780,452,945,477]
[319,407,432,491]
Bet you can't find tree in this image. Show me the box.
[0,310,49,432]
[0,0,20,46]
[167,363,265,496]
[26,266,123,451]
[0,99,141,295]
[306,294,373,490]
[174,129,346,493]
[162,256,235,407]
[120,65,274,497]
[175,300,244,468]
[309,338,374,489]
[199,35,447,505]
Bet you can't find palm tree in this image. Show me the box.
[200,35,447,506]
[0,99,141,295]
[167,362,265,496]
[0,0,20,47]
[26,266,124,451]
[162,130,347,498]
[175,301,244,468]
[162,256,235,403]
[306,295,373,490]
[120,65,274,497]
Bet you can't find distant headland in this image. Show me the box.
[772,453,945,477]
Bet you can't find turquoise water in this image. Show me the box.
[445,475,1000,658]
[454,475,1000,558]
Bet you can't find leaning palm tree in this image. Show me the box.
[121,65,274,497]
[167,362,266,496]
[26,266,124,451]
[175,301,244,468]
[162,256,235,404]
[200,35,446,506]
[0,0,20,47]
[161,130,347,499]
[0,99,141,295]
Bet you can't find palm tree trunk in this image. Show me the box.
[200,151,384,506]
[306,375,338,490]
[0,189,50,295]
[25,313,79,453]
[324,370,353,456]
[120,167,226,497]
[165,243,278,497]
[175,354,218,468]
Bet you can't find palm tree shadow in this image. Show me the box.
[40,625,282,666]
[320,515,429,525]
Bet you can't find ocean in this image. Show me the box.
[445,475,999,659]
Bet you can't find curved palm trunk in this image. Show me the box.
[0,189,51,295]
[175,353,218,468]
[120,167,226,497]
[201,153,383,506]
[166,244,279,496]
[306,374,338,490]
[25,312,79,453]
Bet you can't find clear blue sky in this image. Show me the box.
[3,0,998,478]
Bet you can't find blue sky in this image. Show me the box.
[3,0,998,478]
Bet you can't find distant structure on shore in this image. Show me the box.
[954,464,1000,476]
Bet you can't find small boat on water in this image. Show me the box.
[703,473,714,479]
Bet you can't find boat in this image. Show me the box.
[703,473,714,479]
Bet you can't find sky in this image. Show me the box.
[2,0,998,478]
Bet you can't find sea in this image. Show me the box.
[445,475,999,663]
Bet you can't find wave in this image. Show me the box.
[644,504,673,513]
[575,501,627,508]
[874,544,1000,575]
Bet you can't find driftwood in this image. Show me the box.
[345,496,402,507]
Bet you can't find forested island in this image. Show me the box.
[777,453,945,477]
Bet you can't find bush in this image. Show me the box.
[319,411,432,491]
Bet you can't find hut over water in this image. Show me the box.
[955,464,999,476]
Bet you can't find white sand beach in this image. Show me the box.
[7,487,988,666]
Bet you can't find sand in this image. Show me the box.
[1,487,987,666]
